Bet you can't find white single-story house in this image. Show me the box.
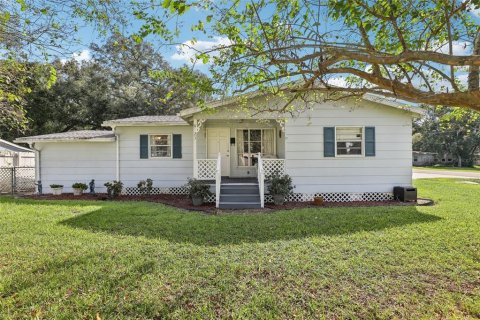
[15,92,422,208]
[0,139,35,168]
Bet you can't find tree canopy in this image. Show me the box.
[3,34,210,141]
[133,0,480,112]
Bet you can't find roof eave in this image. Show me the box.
[0,139,34,152]
[14,137,116,143]
[362,93,425,116]
[102,121,189,127]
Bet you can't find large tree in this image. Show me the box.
[14,34,211,141]
[0,0,125,135]
[133,0,480,112]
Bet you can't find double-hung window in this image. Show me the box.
[150,134,171,158]
[237,129,275,166]
[336,127,363,156]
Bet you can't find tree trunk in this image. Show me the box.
[468,29,480,91]
[458,155,462,167]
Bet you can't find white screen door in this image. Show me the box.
[207,128,230,176]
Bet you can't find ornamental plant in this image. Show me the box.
[268,173,294,197]
[104,180,123,198]
[72,182,88,190]
[186,178,212,200]
[137,178,153,195]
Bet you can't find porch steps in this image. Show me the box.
[218,183,261,209]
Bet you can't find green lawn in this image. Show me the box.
[415,165,480,172]
[1,179,479,319]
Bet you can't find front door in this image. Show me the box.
[207,128,230,176]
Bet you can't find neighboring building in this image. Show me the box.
[15,93,422,208]
[0,139,35,167]
[412,151,438,166]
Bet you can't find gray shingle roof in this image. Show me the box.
[103,115,187,126]
[15,130,115,143]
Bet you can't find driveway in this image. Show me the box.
[413,168,480,179]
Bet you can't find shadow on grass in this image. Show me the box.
[49,200,443,246]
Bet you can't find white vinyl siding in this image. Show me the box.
[117,126,192,187]
[284,99,413,194]
[35,141,116,193]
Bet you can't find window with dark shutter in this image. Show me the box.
[172,134,182,159]
[365,127,376,156]
[140,135,149,159]
[324,127,335,157]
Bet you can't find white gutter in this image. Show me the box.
[115,134,120,181]
[29,142,41,186]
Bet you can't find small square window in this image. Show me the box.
[150,134,171,158]
[336,127,363,156]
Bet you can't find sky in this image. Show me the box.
[54,0,480,90]
[57,5,219,72]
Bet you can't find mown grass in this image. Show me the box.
[414,165,480,172]
[0,179,479,319]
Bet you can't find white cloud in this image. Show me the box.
[436,41,472,56]
[61,49,92,64]
[171,37,232,64]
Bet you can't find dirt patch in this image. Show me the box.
[22,193,432,214]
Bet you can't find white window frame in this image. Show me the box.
[149,134,173,159]
[235,128,276,167]
[334,126,365,158]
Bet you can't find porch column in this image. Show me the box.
[193,118,206,178]
[193,119,197,178]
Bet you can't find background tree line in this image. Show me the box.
[1,34,210,141]
[414,106,480,167]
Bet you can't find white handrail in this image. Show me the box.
[215,153,221,208]
[257,153,265,208]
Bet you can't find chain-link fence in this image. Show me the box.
[0,167,36,194]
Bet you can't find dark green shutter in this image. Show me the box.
[140,135,149,159]
[172,134,182,159]
[365,127,376,156]
[324,127,335,157]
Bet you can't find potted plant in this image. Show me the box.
[72,182,88,196]
[50,184,64,195]
[268,173,294,205]
[186,178,212,206]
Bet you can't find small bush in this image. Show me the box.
[50,184,63,188]
[137,178,153,195]
[186,178,212,199]
[104,180,123,198]
[268,172,294,196]
[72,182,88,190]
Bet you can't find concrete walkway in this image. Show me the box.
[413,168,480,179]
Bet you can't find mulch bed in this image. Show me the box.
[22,193,433,214]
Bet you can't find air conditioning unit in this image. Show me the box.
[393,186,417,202]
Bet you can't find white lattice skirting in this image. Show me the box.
[265,192,394,203]
[124,186,392,203]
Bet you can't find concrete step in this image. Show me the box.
[218,201,261,209]
[221,187,259,194]
[220,194,260,202]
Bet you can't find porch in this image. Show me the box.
[191,118,286,208]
